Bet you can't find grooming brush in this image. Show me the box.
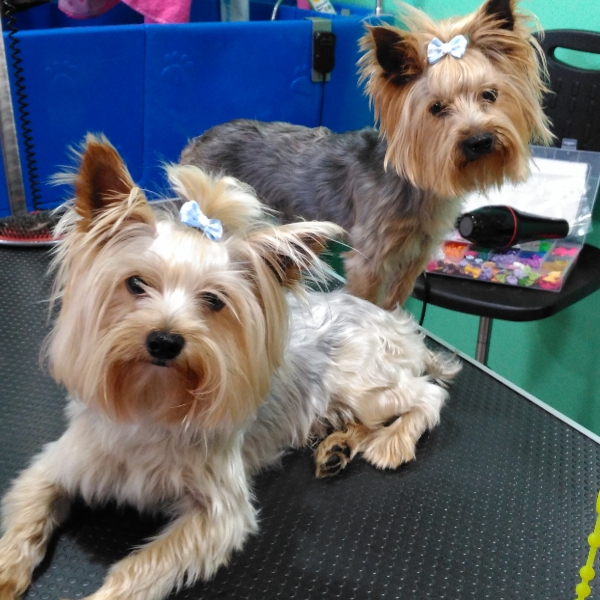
[0,209,64,246]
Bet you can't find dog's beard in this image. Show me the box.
[94,333,263,431]
[444,121,530,197]
[104,357,205,426]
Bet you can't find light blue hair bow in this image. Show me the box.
[427,35,468,64]
[180,200,223,241]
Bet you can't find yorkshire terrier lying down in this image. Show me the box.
[0,136,460,600]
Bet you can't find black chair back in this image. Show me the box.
[536,30,600,151]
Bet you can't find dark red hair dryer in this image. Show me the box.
[457,205,570,249]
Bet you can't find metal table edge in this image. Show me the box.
[422,325,600,446]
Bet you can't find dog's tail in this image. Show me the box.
[425,348,462,388]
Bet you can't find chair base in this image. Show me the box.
[475,316,493,365]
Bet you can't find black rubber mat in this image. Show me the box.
[0,245,598,600]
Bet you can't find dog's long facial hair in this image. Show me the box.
[180,0,552,309]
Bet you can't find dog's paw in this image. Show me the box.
[314,440,352,478]
[0,555,30,600]
[0,580,21,600]
[362,436,416,470]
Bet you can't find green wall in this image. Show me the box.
[342,0,600,434]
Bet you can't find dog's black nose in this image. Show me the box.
[461,132,495,161]
[146,330,185,361]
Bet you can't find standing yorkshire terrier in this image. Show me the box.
[0,136,459,600]
[180,0,553,309]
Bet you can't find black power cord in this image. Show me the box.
[313,30,336,126]
[418,271,430,327]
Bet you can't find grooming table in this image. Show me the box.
[0,246,597,600]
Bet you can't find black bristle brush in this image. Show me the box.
[0,209,64,246]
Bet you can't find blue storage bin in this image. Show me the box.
[1,0,380,215]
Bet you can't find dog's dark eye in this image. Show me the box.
[126,276,147,296]
[429,101,445,116]
[482,89,498,103]
[201,292,226,312]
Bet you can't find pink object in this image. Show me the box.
[554,247,579,257]
[58,0,119,20]
[297,0,311,9]
[58,0,191,23]
[122,0,192,23]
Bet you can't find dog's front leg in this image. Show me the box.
[82,496,257,600]
[343,249,383,305]
[0,462,69,600]
[382,254,431,310]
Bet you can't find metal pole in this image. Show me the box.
[0,13,27,216]
[475,316,493,365]
[374,0,382,15]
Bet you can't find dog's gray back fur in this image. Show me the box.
[181,120,426,231]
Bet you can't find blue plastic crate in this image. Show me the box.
[1,0,380,215]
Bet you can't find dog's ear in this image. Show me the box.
[247,222,344,287]
[362,26,423,86]
[467,0,538,64]
[73,134,155,230]
[479,0,515,31]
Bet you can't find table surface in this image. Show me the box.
[0,245,598,600]
[413,243,600,322]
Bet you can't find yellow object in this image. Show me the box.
[542,260,569,272]
[542,271,562,284]
[464,264,482,278]
[575,490,600,599]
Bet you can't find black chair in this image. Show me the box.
[413,29,600,365]
[539,29,600,152]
